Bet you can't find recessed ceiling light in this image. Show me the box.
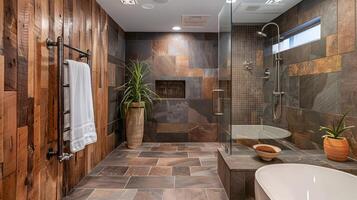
[142,3,155,9]
[172,26,181,31]
[121,0,137,5]
[226,0,236,3]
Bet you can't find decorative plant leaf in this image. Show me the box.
[119,60,160,119]
[320,112,355,139]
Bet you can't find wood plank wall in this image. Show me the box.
[0,0,124,199]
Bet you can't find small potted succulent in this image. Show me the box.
[119,60,159,149]
[320,112,355,162]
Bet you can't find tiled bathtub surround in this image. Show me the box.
[64,143,228,200]
[125,33,218,142]
[257,0,357,158]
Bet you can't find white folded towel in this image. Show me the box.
[66,60,97,153]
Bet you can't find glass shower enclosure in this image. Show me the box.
[217,1,298,155]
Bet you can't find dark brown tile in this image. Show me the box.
[76,176,129,189]
[126,176,175,189]
[125,167,151,176]
[338,0,356,54]
[139,151,188,158]
[98,166,128,176]
[157,158,201,166]
[149,167,172,176]
[172,166,190,176]
[175,176,223,188]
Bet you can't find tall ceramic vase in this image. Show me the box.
[126,102,145,149]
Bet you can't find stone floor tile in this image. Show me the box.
[172,166,191,176]
[139,151,188,158]
[175,176,223,188]
[157,158,201,166]
[133,189,164,200]
[126,176,175,189]
[76,176,130,189]
[63,189,94,200]
[163,189,208,200]
[124,166,151,176]
[149,166,172,176]
[98,166,128,176]
[87,189,125,200]
[190,166,217,176]
[206,189,229,200]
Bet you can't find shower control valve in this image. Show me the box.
[273,91,285,96]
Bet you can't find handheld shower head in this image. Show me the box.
[257,31,267,37]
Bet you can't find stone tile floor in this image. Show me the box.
[64,143,228,200]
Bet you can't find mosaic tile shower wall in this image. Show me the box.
[262,0,357,158]
[125,33,218,142]
[231,25,265,125]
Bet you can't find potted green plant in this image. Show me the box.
[120,60,159,149]
[320,112,355,162]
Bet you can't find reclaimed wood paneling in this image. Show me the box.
[3,92,17,177]
[0,0,125,199]
[16,126,28,200]
[4,0,18,91]
[0,56,4,163]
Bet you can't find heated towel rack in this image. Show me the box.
[46,36,91,162]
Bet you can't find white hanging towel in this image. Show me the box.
[67,60,97,153]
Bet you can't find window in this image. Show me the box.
[272,19,321,54]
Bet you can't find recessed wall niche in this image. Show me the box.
[155,80,185,99]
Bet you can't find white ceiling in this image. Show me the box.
[97,0,302,33]
[232,0,303,23]
[97,0,225,32]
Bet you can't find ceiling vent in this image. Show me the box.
[152,0,169,4]
[181,15,210,27]
[245,5,260,11]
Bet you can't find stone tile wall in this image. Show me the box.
[262,0,357,158]
[125,33,218,142]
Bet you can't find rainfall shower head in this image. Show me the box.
[257,31,267,37]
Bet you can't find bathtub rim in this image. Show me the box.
[231,124,292,140]
[255,163,357,200]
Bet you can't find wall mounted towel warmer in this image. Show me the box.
[46,36,91,162]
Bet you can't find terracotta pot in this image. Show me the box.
[125,102,145,149]
[323,137,350,162]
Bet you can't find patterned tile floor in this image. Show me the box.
[64,143,228,200]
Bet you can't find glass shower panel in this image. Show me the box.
[218,2,232,154]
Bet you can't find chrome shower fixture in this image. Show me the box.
[257,22,284,121]
[257,31,267,38]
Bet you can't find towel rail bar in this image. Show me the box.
[46,36,91,162]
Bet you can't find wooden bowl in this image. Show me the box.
[253,144,281,161]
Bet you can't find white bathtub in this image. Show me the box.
[232,125,291,140]
[255,164,357,200]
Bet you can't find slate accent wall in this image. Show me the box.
[125,33,218,142]
[262,0,357,158]
[107,17,125,144]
